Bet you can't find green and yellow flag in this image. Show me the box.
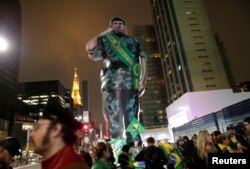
[109,138,127,164]
[126,117,145,139]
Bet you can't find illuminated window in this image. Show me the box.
[204,77,215,80]
[193,35,203,39]
[191,29,201,32]
[178,65,182,70]
[31,96,39,99]
[198,55,209,58]
[188,17,198,20]
[202,69,213,72]
[196,48,207,51]
[206,84,217,88]
[195,42,205,45]
[202,62,211,65]
[190,23,200,26]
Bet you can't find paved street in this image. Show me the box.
[14,164,41,169]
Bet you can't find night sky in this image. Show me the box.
[18,0,250,126]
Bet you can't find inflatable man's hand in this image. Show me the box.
[138,81,145,98]
[100,27,113,37]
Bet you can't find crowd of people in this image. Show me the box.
[76,116,250,169]
[0,97,249,169]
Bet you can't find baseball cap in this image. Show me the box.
[110,16,126,25]
[0,137,22,156]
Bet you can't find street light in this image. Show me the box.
[22,124,34,150]
[0,36,8,52]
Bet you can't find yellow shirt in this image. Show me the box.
[218,143,234,153]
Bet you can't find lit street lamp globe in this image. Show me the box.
[0,36,8,52]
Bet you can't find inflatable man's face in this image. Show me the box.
[111,21,126,35]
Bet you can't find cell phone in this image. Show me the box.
[137,161,145,167]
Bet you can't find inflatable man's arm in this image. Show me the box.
[86,28,112,61]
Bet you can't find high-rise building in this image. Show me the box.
[150,0,230,105]
[82,80,92,122]
[82,80,88,112]
[132,25,168,127]
[17,80,69,117]
[15,80,71,148]
[0,0,21,138]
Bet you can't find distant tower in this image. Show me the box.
[71,67,82,120]
[71,67,82,106]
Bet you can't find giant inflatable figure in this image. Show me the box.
[86,17,147,143]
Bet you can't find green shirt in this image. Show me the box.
[91,159,112,169]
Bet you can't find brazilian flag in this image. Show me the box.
[126,117,145,139]
[158,143,173,157]
[159,144,184,169]
[169,148,184,169]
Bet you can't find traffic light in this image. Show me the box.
[83,124,89,131]
[103,134,109,140]
[81,122,91,133]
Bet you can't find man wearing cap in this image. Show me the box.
[86,17,147,143]
[30,98,88,169]
[0,137,21,169]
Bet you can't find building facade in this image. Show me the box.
[150,0,230,105]
[132,25,168,127]
[17,80,69,118]
[0,0,21,138]
[14,80,71,149]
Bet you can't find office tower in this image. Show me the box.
[82,80,88,112]
[15,80,70,148]
[150,0,230,105]
[132,25,168,127]
[17,80,68,117]
[0,0,21,138]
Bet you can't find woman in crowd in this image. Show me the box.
[194,130,217,168]
[91,142,112,169]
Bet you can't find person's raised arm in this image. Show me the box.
[85,33,101,61]
[85,28,112,61]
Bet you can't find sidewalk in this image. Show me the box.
[14,163,41,169]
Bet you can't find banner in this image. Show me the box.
[109,138,127,164]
